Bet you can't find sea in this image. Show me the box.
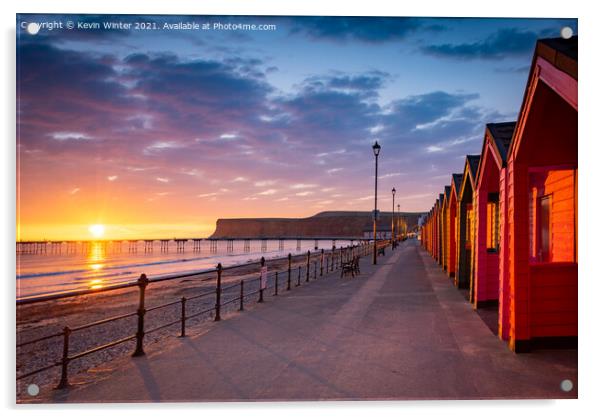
[16,239,354,301]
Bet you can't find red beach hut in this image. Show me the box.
[502,37,577,351]
[456,155,480,292]
[442,186,452,272]
[433,198,440,263]
[447,173,463,278]
[473,122,516,309]
[438,193,444,266]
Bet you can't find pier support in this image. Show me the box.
[193,239,202,252]
[144,240,154,253]
[160,240,169,252]
[261,239,267,253]
[244,239,250,253]
[175,240,186,252]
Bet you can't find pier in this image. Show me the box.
[16,236,367,256]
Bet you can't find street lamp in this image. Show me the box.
[391,188,396,248]
[372,141,381,265]
[397,203,401,242]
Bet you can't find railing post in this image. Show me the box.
[297,265,301,286]
[314,261,317,279]
[56,326,71,389]
[179,297,186,337]
[332,246,336,271]
[306,250,310,282]
[287,253,292,290]
[326,254,330,273]
[259,257,265,303]
[133,273,149,357]
[320,249,324,276]
[274,272,279,296]
[239,280,244,311]
[215,263,222,321]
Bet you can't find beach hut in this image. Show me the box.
[442,186,452,272]
[456,155,480,293]
[502,37,577,351]
[437,194,444,265]
[433,199,439,262]
[473,122,516,309]
[447,173,463,278]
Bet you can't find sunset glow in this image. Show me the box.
[88,224,105,239]
[16,15,577,242]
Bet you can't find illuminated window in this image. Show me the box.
[529,169,576,263]
[466,204,473,245]
[486,193,500,251]
[538,195,551,262]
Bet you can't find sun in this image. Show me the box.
[88,224,105,239]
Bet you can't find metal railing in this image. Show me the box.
[16,240,390,389]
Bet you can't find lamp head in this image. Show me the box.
[372,141,381,157]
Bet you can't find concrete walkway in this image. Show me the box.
[51,240,577,402]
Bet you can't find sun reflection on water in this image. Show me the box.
[87,242,106,289]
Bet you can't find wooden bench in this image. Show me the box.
[341,256,360,278]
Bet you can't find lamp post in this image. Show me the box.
[397,203,401,241]
[372,141,381,265]
[391,188,396,248]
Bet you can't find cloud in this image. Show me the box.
[144,141,183,155]
[317,149,347,158]
[197,192,218,198]
[326,168,343,175]
[219,133,239,140]
[69,187,80,195]
[291,184,318,190]
[107,175,118,181]
[379,172,404,179]
[156,177,169,183]
[295,191,313,197]
[254,180,276,187]
[50,132,93,141]
[420,28,543,60]
[258,189,277,196]
[290,17,437,43]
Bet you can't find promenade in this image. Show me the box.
[49,239,577,402]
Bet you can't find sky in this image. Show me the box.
[16,14,577,240]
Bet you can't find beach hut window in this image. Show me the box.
[466,204,473,245]
[486,193,500,251]
[529,169,576,263]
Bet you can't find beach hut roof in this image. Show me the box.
[509,37,577,158]
[467,155,480,181]
[451,173,463,196]
[458,154,480,201]
[538,37,577,78]
[486,122,516,164]
[444,185,451,202]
